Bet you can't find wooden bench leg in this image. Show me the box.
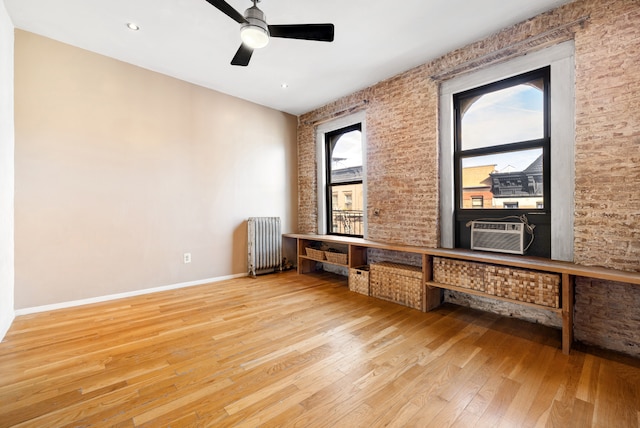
[423,255,443,311]
[562,273,574,355]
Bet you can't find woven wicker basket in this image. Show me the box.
[305,247,325,260]
[349,266,370,295]
[325,251,348,265]
[433,257,560,309]
[485,265,560,308]
[370,262,423,310]
[433,257,485,291]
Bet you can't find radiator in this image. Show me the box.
[247,217,282,277]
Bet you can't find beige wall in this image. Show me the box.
[0,2,15,339]
[14,30,298,309]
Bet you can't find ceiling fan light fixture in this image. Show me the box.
[240,4,269,49]
[240,24,269,49]
[206,0,335,66]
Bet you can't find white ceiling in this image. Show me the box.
[4,0,573,115]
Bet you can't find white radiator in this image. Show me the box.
[248,217,282,277]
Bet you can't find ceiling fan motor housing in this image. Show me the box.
[240,5,270,48]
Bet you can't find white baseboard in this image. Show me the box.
[15,273,248,316]
[0,312,15,342]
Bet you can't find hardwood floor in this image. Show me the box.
[1,271,639,427]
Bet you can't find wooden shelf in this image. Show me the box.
[425,281,563,314]
[293,237,364,274]
[284,233,640,285]
[299,255,348,268]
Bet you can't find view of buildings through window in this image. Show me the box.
[326,125,363,236]
[461,148,544,209]
[456,69,548,211]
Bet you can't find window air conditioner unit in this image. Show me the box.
[470,221,525,255]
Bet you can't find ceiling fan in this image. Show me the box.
[204,0,335,66]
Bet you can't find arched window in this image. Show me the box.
[453,67,551,257]
[325,124,363,236]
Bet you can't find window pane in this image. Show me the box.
[330,183,363,235]
[460,78,543,150]
[461,148,544,209]
[330,130,362,183]
[471,196,484,208]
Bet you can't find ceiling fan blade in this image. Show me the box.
[204,0,247,24]
[268,24,334,42]
[231,44,253,66]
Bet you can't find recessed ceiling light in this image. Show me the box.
[126,22,140,31]
[281,83,289,89]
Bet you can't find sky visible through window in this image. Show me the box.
[461,148,543,173]
[462,83,543,172]
[331,130,362,169]
[330,85,542,172]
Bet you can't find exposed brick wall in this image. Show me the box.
[298,77,440,247]
[296,120,318,233]
[575,277,640,358]
[573,0,640,270]
[297,0,640,357]
[367,249,422,267]
[445,290,563,329]
[365,71,440,246]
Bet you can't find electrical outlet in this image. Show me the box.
[183,253,191,264]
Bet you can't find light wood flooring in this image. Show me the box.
[1,271,639,427]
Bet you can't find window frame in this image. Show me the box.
[452,67,551,255]
[324,123,363,237]
[439,41,575,261]
[315,111,367,237]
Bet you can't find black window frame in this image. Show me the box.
[453,66,551,257]
[325,123,363,237]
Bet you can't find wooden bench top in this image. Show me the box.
[284,233,640,285]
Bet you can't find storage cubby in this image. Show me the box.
[295,236,366,273]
